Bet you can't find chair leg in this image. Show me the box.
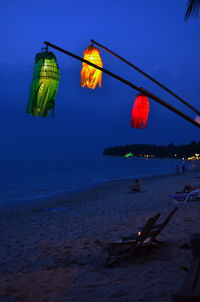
[106,255,117,267]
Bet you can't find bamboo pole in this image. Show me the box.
[44,41,200,129]
[91,39,200,116]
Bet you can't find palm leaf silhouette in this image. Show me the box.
[185,0,200,20]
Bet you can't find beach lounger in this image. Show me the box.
[120,207,178,244]
[172,189,200,203]
[172,234,200,302]
[144,206,178,244]
[105,213,161,267]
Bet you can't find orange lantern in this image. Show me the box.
[131,94,149,128]
[81,45,103,89]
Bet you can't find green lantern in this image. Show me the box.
[26,51,60,117]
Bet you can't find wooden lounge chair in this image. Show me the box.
[148,206,178,244]
[121,207,178,245]
[105,213,161,267]
[172,234,200,302]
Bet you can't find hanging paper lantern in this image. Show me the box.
[81,45,103,89]
[195,115,200,124]
[26,51,60,117]
[131,94,149,128]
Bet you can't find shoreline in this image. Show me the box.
[1,157,198,207]
[0,172,186,210]
[1,160,199,212]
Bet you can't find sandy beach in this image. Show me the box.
[1,167,200,302]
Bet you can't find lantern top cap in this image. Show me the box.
[136,94,149,99]
[84,45,101,54]
[35,51,57,63]
[137,93,148,97]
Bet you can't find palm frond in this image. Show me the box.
[185,0,200,21]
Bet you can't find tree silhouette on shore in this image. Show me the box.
[103,141,200,158]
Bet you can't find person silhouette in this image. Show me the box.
[129,179,141,193]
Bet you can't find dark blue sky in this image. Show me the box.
[1,0,200,155]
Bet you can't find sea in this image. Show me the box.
[0,153,196,205]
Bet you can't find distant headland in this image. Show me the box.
[103,141,200,160]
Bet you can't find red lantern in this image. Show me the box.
[131,94,149,128]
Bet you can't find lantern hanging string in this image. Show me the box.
[90,39,200,116]
[44,41,200,129]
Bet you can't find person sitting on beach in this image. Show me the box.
[129,179,141,193]
[179,185,192,193]
[176,184,200,194]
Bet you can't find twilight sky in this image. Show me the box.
[1,0,200,155]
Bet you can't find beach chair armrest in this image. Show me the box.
[138,224,162,231]
[120,234,138,241]
[107,239,137,247]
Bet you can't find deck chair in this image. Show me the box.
[120,207,178,244]
[172,189,200,203]
[105,213,160,267]
[146,206,178,244]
